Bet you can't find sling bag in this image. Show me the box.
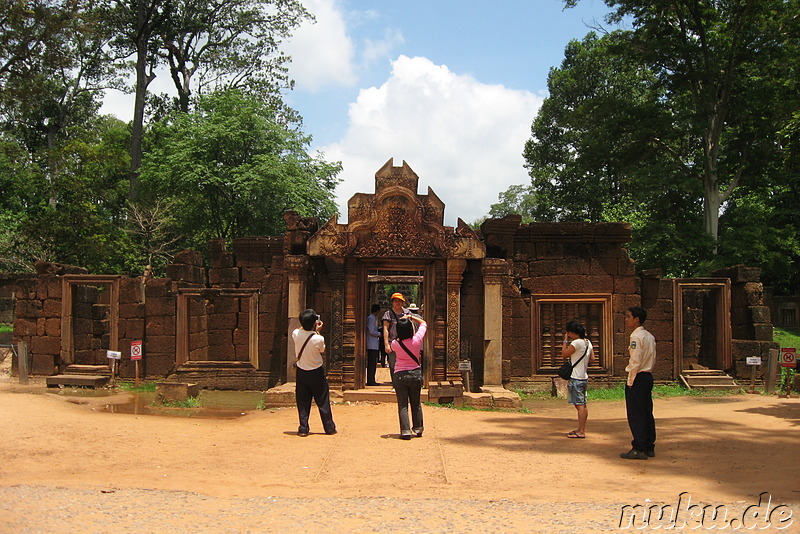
[558,341,589,380]
[396,339,420,366]
[294,332,314,367]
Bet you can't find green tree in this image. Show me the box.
[138,89,341,251]
[0,116,135,273]
[512,1,800,283]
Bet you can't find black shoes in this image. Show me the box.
[645,450,655,457]
[620,448,648,460]
[297,430,309,437]
[400,434,412,440]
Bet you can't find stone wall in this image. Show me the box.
[483,217,644,389]
[11,238,289,388]
[713,266,778,379]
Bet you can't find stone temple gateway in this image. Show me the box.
[9,159,776,391]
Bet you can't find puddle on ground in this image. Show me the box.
[38,387,281,419]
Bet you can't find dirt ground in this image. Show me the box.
[1,378,798,533]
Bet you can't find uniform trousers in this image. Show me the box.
[625,371,656,452]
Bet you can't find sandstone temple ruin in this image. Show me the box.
[7,159,776,391]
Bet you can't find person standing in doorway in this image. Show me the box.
[366,304,382,386]
[620,306,656,460]
[391,314,427,439]
[382,293,410,378]
[292,309,336,437]
[562,320,594,439]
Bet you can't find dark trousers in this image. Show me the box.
[378,344,387,367]
[366,349,379,385]
[296,366,336,434]
[394,368,424,435]
[625,371,656,452]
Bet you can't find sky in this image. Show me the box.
[101,0,613,227]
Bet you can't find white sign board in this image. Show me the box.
[746,357,762,366]
[106,350,122,360]
[458,360,472,372]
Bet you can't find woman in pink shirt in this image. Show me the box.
[390,314,427,439]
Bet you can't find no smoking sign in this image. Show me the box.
[131,340,143,361]
[780,347,796,368]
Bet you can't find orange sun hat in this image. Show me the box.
[390,292,406,302]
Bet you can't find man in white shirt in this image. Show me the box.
[293,309,336,437]
[620,307,656,460]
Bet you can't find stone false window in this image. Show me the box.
[532,294,612,374]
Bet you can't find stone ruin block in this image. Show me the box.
[208,267,240,285]
[15,299,43,318]
[31,354,56,375]
[173,249,203,266]
[30,336,60,355]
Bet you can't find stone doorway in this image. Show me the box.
[354,262,437,389]
[674,279,732,374]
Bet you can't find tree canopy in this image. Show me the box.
[493,0,800,292]
[138,89,341,252]
[0,0,341,275]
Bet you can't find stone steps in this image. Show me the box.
[46,374,110,388]
[679,369,739,390]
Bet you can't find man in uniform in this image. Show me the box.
[620,306,656,460]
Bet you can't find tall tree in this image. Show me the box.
[159,0,310,113]
[510,0,800,281]
[138,89,341,251]
[106,0,169,201]
[561,0,798,246]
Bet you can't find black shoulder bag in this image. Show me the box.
[557,342,589,380]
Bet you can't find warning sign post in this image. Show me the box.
[131,341,143,387]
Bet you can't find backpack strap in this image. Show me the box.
[397,339,420,366]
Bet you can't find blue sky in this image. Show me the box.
[102,0,615,226]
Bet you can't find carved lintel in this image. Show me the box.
[285,255,309,282]
[482,258,508,285]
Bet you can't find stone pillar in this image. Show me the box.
[446,259,467,380]
[326,257,345,389]
[285,255,309,382]
[482,259,506,386]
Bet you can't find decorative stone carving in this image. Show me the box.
[307,159,485,260]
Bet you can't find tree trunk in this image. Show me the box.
[128,0,156,202]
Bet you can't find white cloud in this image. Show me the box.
[319,55,544,226]
[284,0,357,90]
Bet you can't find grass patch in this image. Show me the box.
[158,396,202,408]
[588,382,735,401]
[0,323,12,333]
[773,326,800,349]
[118,381,157,392]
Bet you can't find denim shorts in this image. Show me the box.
[568,379,588,405]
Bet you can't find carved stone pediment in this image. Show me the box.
[308,159,485,259]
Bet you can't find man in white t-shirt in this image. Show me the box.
[292,308,336,437]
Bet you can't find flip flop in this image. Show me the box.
[566,431,585,439]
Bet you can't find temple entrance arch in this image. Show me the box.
[302,159,486,390]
